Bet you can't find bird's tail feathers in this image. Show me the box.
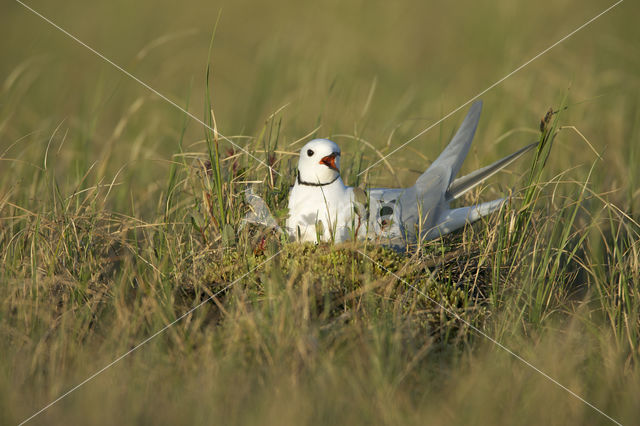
[445,142,537,201]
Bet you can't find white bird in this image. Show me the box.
[286,138,360,243]
[247,100,536,247]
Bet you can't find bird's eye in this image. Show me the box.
[307,149,314,157]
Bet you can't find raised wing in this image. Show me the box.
[446,142,537,201]
[416,100,483,190]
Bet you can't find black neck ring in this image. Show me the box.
[297,172,339,187]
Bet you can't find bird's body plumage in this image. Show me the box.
[287,177,358,242]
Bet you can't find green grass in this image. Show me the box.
[1,1,639,424]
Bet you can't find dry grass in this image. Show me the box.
[1,0,639,424]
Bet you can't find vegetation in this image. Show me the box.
[1,1,638,424]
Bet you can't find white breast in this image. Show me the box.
[286,180,358,243]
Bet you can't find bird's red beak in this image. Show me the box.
[320,153,339,171]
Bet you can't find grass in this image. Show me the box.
[1,0,639,424]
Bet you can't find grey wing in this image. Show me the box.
[366,101,535,244]
[446,142,537,201]
[416,100,483,190]
[399,101,483,239]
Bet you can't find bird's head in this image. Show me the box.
[297,139,341,185]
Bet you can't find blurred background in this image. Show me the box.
[2,0,638,209]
